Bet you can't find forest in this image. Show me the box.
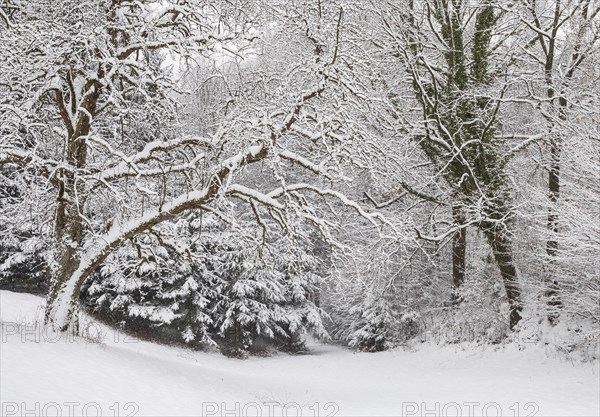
[1,0,598,362]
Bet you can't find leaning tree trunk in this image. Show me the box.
[45,199,84,333]
[452,204,467,304]
[44,70,101,331]
[45,167,87,333]
[45,257,83,333]
[482,222,523,330]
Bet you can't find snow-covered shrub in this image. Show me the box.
[347,291,400,352]
[0,168,47,295]
[83,213,328,356]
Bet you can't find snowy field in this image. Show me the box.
[1,290,598,417]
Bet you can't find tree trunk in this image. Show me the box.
[45,196,84,332]
[44,72,100,332]
[545,136,563,324]
[44,256,82,333]
[452,205,467,304]
[223,320,244,358]
[483,223,523,330]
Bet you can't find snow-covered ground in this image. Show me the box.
[1,290,598,417]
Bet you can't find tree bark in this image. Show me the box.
[44,77,100,332]
[452,204,467,304]
[483,223,523,330]
[545,135,563,324]
[223,320,244,358]
[45,197,84,332]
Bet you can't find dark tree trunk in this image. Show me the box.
[545,136,563,324]
[452,205,467,304]
[483,224,523,330]
[223,320,245,358]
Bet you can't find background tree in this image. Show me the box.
[514,0,600,324]
[376,0,526,328]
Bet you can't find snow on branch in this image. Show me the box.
[226,184,285,210]
[266,183,392,232]
[278,150,332,179]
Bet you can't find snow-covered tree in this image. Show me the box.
[372,0,530,329]
[0,0,393,332]
[510,0,600,324]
